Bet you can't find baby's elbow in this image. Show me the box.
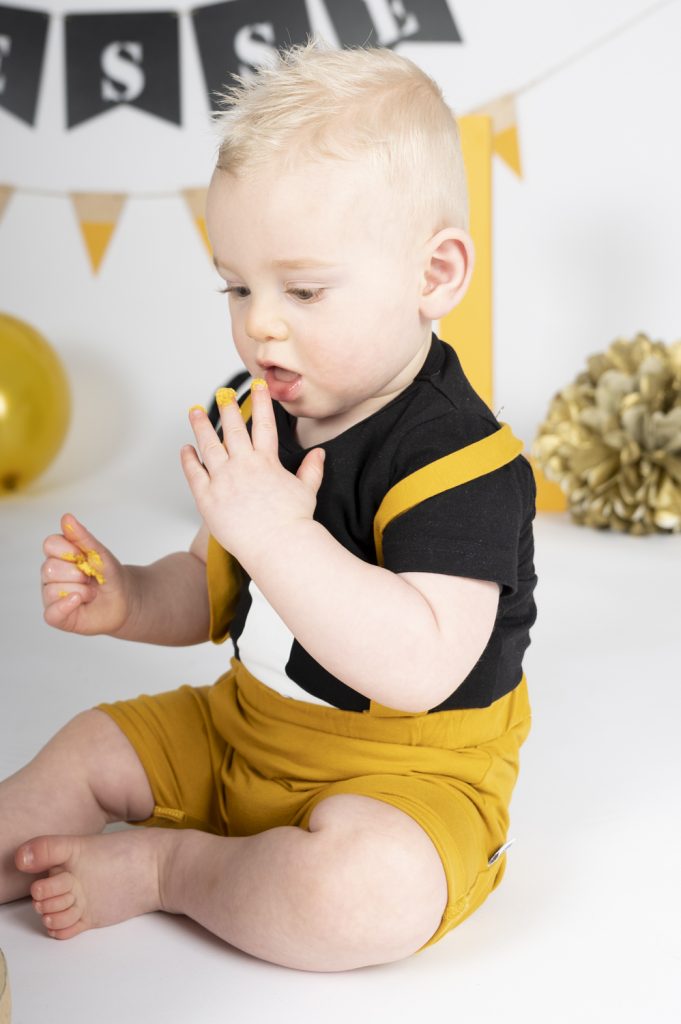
[412,649,481,713]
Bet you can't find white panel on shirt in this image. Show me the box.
[237,581,336,707]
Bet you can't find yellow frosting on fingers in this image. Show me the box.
[215,388,237,407]
[59,548,106,585]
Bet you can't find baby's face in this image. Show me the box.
[206,157,432,444]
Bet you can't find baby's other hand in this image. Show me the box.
[41,514,133,637]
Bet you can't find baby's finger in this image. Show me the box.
[43,515,109,586]
[43,584,96,628]
[43,581,94,608]
[44,591,81,625]
[60,514,107,563]
[214,389,252,458]
[188,406,231,474]
[296,447,326,497]
[249,379,278,457]
[180,443,210,500]
[41,556,90,588]
[42,532,81,561]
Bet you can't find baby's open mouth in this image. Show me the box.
[270,366,300,383]
[263,366,303,401]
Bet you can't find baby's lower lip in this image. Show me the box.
[263,367,303,401]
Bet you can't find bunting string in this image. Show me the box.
[499,0,678,102]
[466,0,679,177]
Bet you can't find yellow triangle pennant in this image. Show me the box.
[182,188,211,255]
[493,124,522,177]
[469,95,522,177]
[71,192,126,273]
[0,185,14,224]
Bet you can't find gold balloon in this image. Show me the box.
[0,313,71,494]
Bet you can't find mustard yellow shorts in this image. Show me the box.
[97,658,531,951]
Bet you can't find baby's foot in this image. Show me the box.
[15,830,165,940]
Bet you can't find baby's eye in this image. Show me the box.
[220,285,250,299]
[288,287,323,302]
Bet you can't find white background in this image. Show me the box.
[1,2,680,1022]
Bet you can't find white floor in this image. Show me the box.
[1,462,680,1023]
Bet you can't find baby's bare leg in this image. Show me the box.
[15,794,447,971]
[160,793,448,970]
[0,710,154,904]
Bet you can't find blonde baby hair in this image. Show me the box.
[211,37,469,238]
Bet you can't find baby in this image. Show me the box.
[0,41,537,973]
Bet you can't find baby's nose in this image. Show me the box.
[245,301,288,342]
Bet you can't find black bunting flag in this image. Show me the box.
[1,0,464,134]
[64,11,180,129]
[191,0,311,111]
[0,3,49,126]
[324,0,461,49]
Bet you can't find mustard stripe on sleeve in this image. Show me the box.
[373,423,524,566]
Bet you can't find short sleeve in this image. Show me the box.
[380,415,534,596]
[206,534,244,643]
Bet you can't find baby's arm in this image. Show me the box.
[182,389,499,712]
[41,514,210,646]
[246,523,499,712]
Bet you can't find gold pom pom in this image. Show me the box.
[532,333,681,534]
[0,948,11,1024]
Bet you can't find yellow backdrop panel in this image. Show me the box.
[439,116,493,410]
[439,115,565,512]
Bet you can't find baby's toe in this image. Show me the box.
[35,890,76,916]
[43,902,82,933]
[47,919,87,941]
[31,870,73,903]
[17,835,77,874]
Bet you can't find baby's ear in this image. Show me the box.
[419,229,474,320]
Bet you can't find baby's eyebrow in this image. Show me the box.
[212,255,344,273]
[270,258,342,270]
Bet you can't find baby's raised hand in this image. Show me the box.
[41,514,132,636]
[180,382,325,567]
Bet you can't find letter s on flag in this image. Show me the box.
[0,35,11,94]
[101,40,145,102]
[234,22,276,78]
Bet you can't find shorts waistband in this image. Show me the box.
[213,657,530,752]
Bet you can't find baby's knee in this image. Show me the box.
[306,824,446,967]
[32,709,153,823]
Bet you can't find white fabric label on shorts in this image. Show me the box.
[488,838,515,866]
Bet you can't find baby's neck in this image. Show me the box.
[294,416,341,449]
[294,391,398,449]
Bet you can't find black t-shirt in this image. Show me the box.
[228,334,537,711]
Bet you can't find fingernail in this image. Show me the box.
[215,388,236,407]
[189,404,206,415]
[21,846,34,867]
[251,378,267,391]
